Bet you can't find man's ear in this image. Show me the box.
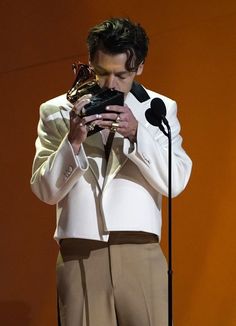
[136,62,144,76]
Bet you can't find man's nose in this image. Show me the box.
[104,74,116,89]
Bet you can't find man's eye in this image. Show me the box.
[117,75,126,80]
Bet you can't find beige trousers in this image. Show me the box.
[56,233,168,326]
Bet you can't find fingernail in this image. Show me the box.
[106,106,110,110]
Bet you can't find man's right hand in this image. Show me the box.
[68,94,102,154]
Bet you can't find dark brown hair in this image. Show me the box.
[87,18,149,72]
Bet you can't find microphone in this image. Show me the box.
[145,98,169,135]
[146,97,173,325]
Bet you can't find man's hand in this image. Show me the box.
[68,94,102,154]
[96,105,138,142]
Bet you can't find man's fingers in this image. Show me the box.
[106,104,127,113]
[72,94,93,115]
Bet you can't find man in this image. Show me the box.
[31,18,192,326]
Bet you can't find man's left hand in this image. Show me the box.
[96,105,138,142]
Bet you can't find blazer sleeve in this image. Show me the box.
[123,100,192,197]
[30,103,89,204]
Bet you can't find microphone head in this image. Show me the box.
[145,97,167,126]
[150,97,166,117]
[145,108,159,126]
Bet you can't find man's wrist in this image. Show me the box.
[128,127,137,143]
[68,135,81,155]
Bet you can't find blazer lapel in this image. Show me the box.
[83,133,107,191]
[102,133,128,190]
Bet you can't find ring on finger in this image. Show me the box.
[87,123,95,131]
[110,121,119,133]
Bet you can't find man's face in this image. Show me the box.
[90,50,144,96]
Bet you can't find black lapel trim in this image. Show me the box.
[130,81,150,103]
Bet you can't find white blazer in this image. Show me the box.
[31,87,192,242]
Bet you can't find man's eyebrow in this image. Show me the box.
[93,64,129,75]
[115,71,129,76]
[93,64,106,72]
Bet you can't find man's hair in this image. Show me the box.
[87,18,149,72]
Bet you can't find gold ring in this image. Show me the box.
[110,121,119,132]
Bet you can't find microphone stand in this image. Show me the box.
[161,118,173,326]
